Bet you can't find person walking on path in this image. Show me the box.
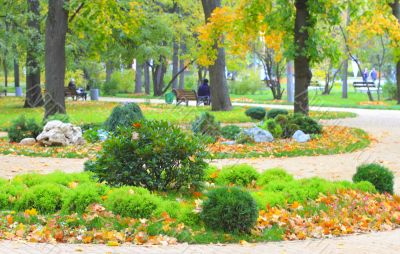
[370,68,378,83]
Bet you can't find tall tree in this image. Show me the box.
[44,0,68,117]
[144,61,150,94]
[293,0,312,114]
[24,0,44,108]
[390,0,400,104]
[172,40,179,89]
[135,61,143,93]
[201,0,232,111]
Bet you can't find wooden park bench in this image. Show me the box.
[172,88,210,106]
[64,87,87,101]
[352,81,378,93]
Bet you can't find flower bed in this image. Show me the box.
[208,126,371,159]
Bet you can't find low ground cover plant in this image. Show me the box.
[7,115,42,142]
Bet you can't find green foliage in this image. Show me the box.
[204,165,219,182]
[62,183,104,213]
[105,187,160,218]
[353,163,394,194]
[110,70,135,94]
[221,125,241,140]
[267,109,289,119]
[257,168,294,186]
[383,80,397,100]
[86,120,208,191]
[259,119,283,138]
[191,112,221,138]
[43,114,70,125]
[275,114,322,138]
[245,107,266,120]
[83,128,101,143]
[229,78,263,95]
[236,131,255,144]
[104,103,144,132]
[17,184,67,214]
[12,171,93,187]
[7,115,42,142]
[201,187,258,233]
[216,164,260,187]
[102,80,119,96]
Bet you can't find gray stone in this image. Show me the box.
[243,126,274,143]
[19,138,36,146]
[292,130,311,143]
[37,120,85,146]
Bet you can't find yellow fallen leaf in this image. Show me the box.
[107,241,120,247]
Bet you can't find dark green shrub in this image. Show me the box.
[43,114,70,125]
[259,119,283,138]
[353,163,394,194]
[383,80,397,100]
[102,80,118,96]
[83,128,100,143]
[191,112,221,138]
[245,107,266,120]
[104,103,144,132]
[201,187,258,233]
[216,164,259,187]
[236,132,255,144]
[7,116,42,142]
[85,120,208,191]
[62,183,104,213]
[267,108,289,119]
[17,183,67,214]
[105,187,160,218]
[257,168,294,186]
[290,114,322,134]
[221,125,241,140]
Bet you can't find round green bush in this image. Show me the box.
[201,187,258,233]
[17,183,67,214]
[267,108,289,119]
[216,164,259,187]
[104,103,144,132]
[7,115,42,142]
[290,114,322,134]
[353,163,394,194]
[257,168,294,186]
[259,119,283,138]
[221,125,241,140]
[85,120,208,191]
[245,107,266,120]
[191,112,221,138]
[63,183,104,213]
[105,187,160,218]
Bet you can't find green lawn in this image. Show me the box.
[0,97,355,130]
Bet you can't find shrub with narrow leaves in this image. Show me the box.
[353,163,394,194]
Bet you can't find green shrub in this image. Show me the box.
[216,164,259,187]
[12,171,93,187]
[228,74,263,95]
[236,131,255,144]
[85,120,208,191]
[352,163,394,194]
[257,168,294,186]
[177,205,201,227]
[7,116,42,142]
[43,114,70,125]
[102,80,119,96]
[201,187,258,233]
[267,108,289,119]
[191,112,221,138]
[275,114,321,138]
[259,119,283,138]
[105,187,160,218]
[251,191,286,208]
[17,183,67,214]
[104,103,145,132]
[204,165,220,183]
[221,125,241,140]
[83,128,101,143]
[245,107,266,120]
[382,80,397,100]
[110,69,135,94]
[62,183,104,213]
[352,181,376,193]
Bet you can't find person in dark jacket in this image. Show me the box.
[197,79,211,105]
[370,68,378,82]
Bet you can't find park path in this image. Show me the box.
[1,98,400,253]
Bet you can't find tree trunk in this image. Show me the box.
[390,0,400,104]
[144,61,150,95]
[135,61,143,94]
[152,57,166,96]
[172,40,179,89]
[342,6,350,99]
[294,0,312,115]
[105,60,114,83]
[14,57,20,88]
[179,42,186,89]
[44,0,69,118]
[201,0,232,111]
[3,59,7,88]
[24,0,44,108]
[287,61,295,103]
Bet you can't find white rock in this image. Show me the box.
[243,126,274,143]
[19,138,36,146]
[36,120,85,146]
[292,130,311,143]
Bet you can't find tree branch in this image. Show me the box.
[69,3,85,23]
